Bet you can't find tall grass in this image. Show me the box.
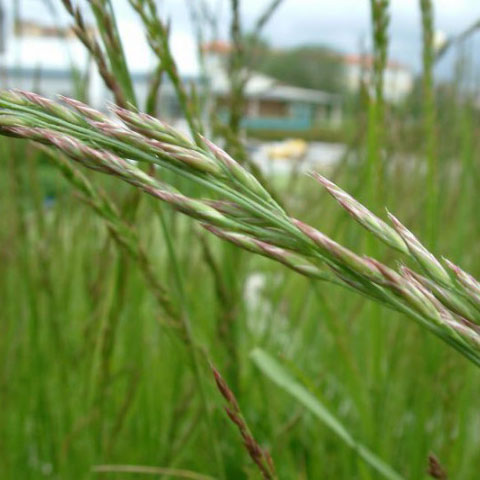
[419,0,438,249]
[1,1,480,479]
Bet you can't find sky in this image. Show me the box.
[8,0,480,76]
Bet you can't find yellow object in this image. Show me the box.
[266,139,307,160]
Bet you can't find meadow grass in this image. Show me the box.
[1,124,480,478]
[1,1,480,479]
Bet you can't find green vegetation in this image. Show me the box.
[1,1,480,479]
[255,45,345,93]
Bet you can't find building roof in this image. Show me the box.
[343,54,409,72]
[259,84,341,104]
[13,20,90,39]
[201,40,232,54]
[211,69,340,104]
[201,41,342,104]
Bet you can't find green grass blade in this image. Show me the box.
[250,348,405,480]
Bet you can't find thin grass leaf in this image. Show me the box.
[250,348,405,480]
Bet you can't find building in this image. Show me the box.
[343,54,413,103]
[0,13,198,119]
[203,41,343,131]
[0,17,155,108]
[0,11,343,131]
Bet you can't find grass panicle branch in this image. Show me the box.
[212,366,277,480]
[60,0,129,107]
[128,0,203,142]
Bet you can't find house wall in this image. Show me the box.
[241,101,341,131]
[345,63,413,103]
[383,68,413,103]
[258,99,288,117]
[242,101,314,130]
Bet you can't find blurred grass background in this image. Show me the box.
[1,0,480,479]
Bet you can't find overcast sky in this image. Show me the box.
[12,0,480,75]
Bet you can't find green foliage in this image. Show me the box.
[255,45,346,93]
[245,126,346,143]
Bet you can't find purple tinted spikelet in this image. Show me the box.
[90,120,147,143]
[143,189,236,229]
[15,90,84,124]
[202,225,260,251]
[201,136,276,206]
[366,257,442,321]
[427,454,447,480]
[444,258,480,308]
[401,267,480,346]
[252,239,328,279]
[42,130,139,179]
[90,120,223,176]
[0,115,32,129]
[311,172,408,254]
[59,95,111,123]
[400,266,478,322]
[292,218,383,281]
[202,225,329,281]
[0,89,30,107]
[388,212,452,287]
[112,104,191,146]
[1,125,160,191]
[212,366,240,411]
[0,90,83,125]
[211,365,277,480]
[206,200,271,228]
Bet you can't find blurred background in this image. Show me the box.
[1,0,480,479]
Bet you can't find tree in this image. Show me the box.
[255,45,345,93]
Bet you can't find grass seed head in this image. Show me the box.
[311,172,409,254]
[112,104,191,146]
[293,218,383,280]
[400,266,478,322]
[444,258,480,301]
[201,136,275,205]
[58,95,109,122]
[211,366,240,411]
[1,90,83,125]
[388,212,452,286]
